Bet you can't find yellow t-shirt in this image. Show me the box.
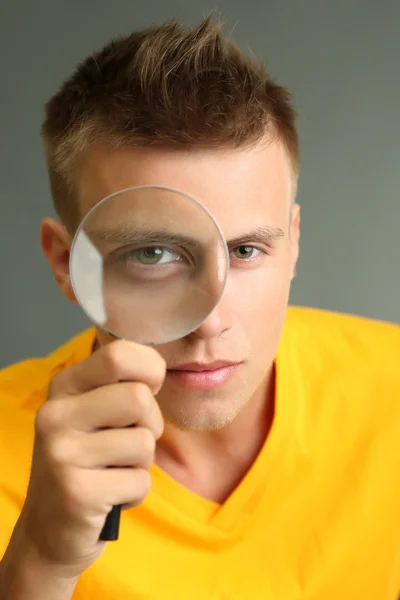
[1,306,400,599]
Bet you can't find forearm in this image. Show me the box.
[0,519,79,600]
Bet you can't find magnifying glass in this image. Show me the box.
[69,185,229,540]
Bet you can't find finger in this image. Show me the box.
[101,468,152,509]
[39,382,164,439]
[51,427,156,470]
[48,339,166,398]
[69,467,153,513]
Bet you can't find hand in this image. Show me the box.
[16,339,165,578]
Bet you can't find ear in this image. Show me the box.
[40,218,78,303]
[289,203,300,279]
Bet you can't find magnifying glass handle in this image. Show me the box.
[99,504,122,541]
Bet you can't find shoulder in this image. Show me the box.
[283,309,400,565]
[286,304,399,340]
[283,305,400,424]
[0,329,96,411]
[285,305,399,371]
[0,357,49,401]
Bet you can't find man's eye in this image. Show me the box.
[124,247,182,265]
[232,246,260,259]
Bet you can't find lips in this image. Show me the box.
[168,360,238,372]
[166,361,242,390]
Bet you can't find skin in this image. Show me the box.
[41,136,300,502]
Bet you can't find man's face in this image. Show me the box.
[51,138,300,431]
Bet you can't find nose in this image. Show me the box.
[191,293,232,340]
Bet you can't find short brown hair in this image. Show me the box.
[41,15,299,231]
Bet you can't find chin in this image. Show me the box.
[160,393,247,432]
[164,412,237,432]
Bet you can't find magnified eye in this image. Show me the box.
[106,245,189,283]
[126,247,183,265]
[68,185,230,350]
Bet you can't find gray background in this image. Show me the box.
[1,0,399,368]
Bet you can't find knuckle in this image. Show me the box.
[35,400,67,436]
[46,435,72,466]
[102,340,128,377]
[62,470,89,510]
[156,415,165,439]
[148,349,167,379]
[136,428,155,456]
[120,470,153,510]
[131,382,152,414]
[135,469,152,497]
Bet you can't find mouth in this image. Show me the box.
[168,360,238,371]
[166,361,243,390]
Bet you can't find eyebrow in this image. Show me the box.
[85,226,202,248]
[226,225,285,246]
[85,224,285,248]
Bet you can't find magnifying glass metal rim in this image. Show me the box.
[69,184,230,345]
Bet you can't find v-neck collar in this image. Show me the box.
[148,318,297,535]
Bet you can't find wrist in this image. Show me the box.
[1,517,80,600]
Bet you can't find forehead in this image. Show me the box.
[77,137,293,234]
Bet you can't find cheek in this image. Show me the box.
[230,256,291,316]
[226,257,292,348]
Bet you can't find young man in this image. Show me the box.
[0,16,399,600]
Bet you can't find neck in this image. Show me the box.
[155,364,276,503]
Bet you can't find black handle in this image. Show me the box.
[99,504,122,541]
[98,423,134,541]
